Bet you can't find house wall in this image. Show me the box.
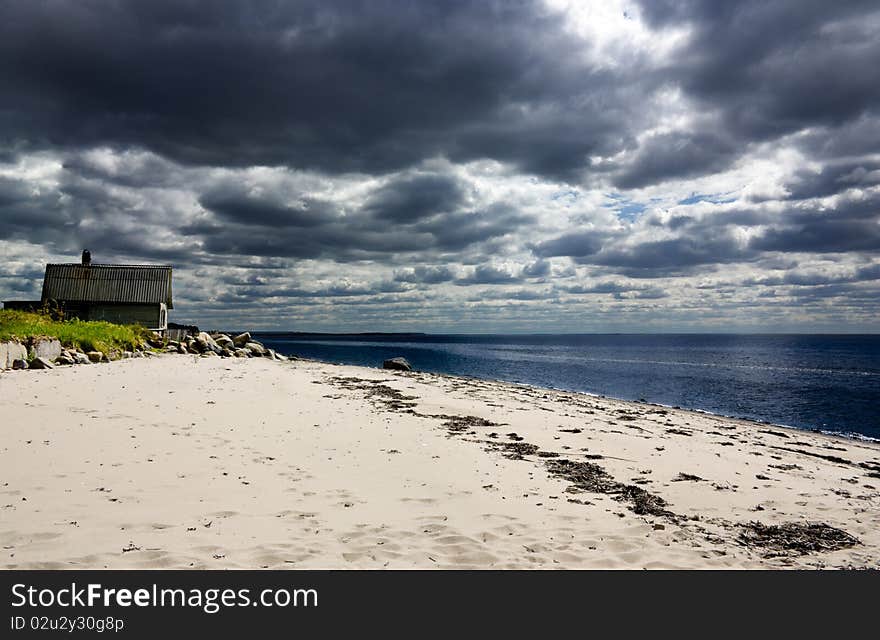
[87,303,163,330]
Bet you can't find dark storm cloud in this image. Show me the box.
[532,231,607,260]
[199,187,332,228]
[782,161,880,201]
[638,0,880,141]
[364,173,468,223]
[521,259,551,278]
[0,0,638,181]
[0,176,74,241]
[614,131,738,190]
[394,266,457,284]
[750,219,880,254]
[456,265,521,285]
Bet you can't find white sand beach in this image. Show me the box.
[2,355,878,569]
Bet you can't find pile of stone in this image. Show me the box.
[1,331,285,372]
[0,336,154,371]
[160,331,288,362]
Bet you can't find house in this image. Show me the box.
[4,251,173,332]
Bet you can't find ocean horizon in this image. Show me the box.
[252,332,880,442]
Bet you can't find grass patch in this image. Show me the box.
[0,309,152,353]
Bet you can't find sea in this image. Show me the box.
[252,333,880,441]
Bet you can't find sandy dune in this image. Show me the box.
[1,355,878,569]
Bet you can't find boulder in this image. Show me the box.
[29,356,55,370]
[245,341,267,356]
[215,334,234,349]
[233,348,250,358]
[232,332,251,347]
[55,354,75,365]
[196,332,223,354]
[86,351,104,363]
[12,358,29,370]
[73,351,92,365]
[2,341,27,369]
[29,338,62,362]
[382,357,412,371]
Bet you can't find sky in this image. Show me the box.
[1,0,879,333]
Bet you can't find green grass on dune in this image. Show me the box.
[0,309,153,353]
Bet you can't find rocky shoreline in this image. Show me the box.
[0,330,285,371]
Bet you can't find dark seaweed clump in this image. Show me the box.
[545,459,675,518]
[489,441,540,460]
[737,522,859,556]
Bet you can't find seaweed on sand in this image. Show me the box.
[545,459,675,518]
[737,522,859,556]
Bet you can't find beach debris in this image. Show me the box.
[737,521,859,556]
[672,473,704,482]
[545,458,675,518]
[770,446,851,466]
[759,429,790,439]
[382,357,412,371]
[488,441,540,460]
[328,376,419,411]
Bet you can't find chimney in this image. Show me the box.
[82,249,91,266]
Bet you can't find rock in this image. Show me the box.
[273,351,287,361]
[232,332,251,347]
[29,356,55,370]
[73,351,92,365]
[233,348,250,358]
[2,341,27,369]
[221,348,234,358]
[122,351,133,359]
[215,334,234,349]
[382,357,412,371]
[29,338,62,361]
[12,358,29,370]
[245,341,267,356]
[196,332,223,354]
[55,354,75,365]
[86,351,104,363]
[200,351,218,357]
[177,344,187,354]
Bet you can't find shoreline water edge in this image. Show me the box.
[252,332,880,443]
[2,353,879,569]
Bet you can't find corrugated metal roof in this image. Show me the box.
[41,264,173,309]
